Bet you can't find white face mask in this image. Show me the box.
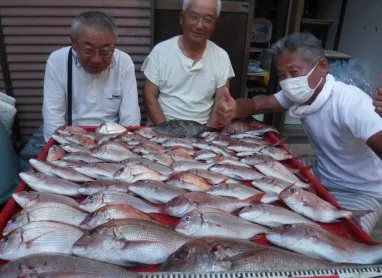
[279,62,323,104]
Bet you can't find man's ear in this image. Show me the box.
[179,11,184,26]
[318,58,329,76]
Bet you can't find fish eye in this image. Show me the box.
[289,188,296,194]
[176,250,189,259]
[184,216,191,221]
[283,224,292,229]
[1,237,9,242]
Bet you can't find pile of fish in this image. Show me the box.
[0,120,380,276]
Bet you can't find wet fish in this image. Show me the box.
[73,162,125,181]
[121,157,174,175]
[241,126,279,137]
[96,133,121,145]
[12,191,79,208]
[114,165,168,183]
[279,186,372,225]
[128,180,186,204]
[166,172,211,192]
[50,159,85,169]
[169,146,197,156]
[64,152,103,163]
[72,219,190,266]
[46,145,66,162]
[258,146,293,161]
[162,137,194,148]
[227,142,264,153]
[221,121,250,135]
[3,202,88,235]
[65,134,98,149]
[134,127,158,139]
[166,148,197,162]
[56,126,87,136]
[211,155,250,168]
[79,204,154,229]
[188,169,230,184]
[61,144,91,153]
[134,141,165,154]
[142,152,174,167]
[0,254,137,278]
[163,192,264,217]
[154,120,208,137]
[79,190,160,213]
[0,221,83,261]
[261,194,279,203]
[192,141,234,157]
[91,141,137,162]
[29,159,93,182]
[252,177,296,195]
[150,133,172,143]
[239,203,315,228]
[176,208,269,239]
[52,133,71,145]
[95,122,127,135]
[209,165,265,181]
[172,161,214,172]
[266,223,382,264]
[19,172,81,196]
[194,150,217,161]
[118,132,145,142]
[78,180,131,195]
[207,182,263,200]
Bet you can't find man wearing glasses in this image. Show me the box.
[142,0,234,126]
[42,11,140,141]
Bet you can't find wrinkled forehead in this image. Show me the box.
[276,49,311,70]
[186,0,218,17]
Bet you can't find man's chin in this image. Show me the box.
[85,67,106,74]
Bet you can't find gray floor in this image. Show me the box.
[286,142,382,242]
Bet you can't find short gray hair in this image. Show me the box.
[70,11,117,41]
[272,33,325,67]
[182,0,222,17]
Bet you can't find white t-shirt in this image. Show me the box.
[142,35,235,124]
[43,47,141,141]
[275,74,382,196]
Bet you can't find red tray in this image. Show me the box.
[0,126,374,271]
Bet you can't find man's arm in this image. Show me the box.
[367,130,382,159]
[207,81,230,127]
[373,87,382,114]
[143,78,166,125]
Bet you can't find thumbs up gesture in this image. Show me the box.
[216,87,237,125]
[374,75,382,114]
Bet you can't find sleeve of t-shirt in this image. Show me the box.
[141,46,161,87]
[340,86,382,142]
[216,51,235,88]
[274,90,294,109]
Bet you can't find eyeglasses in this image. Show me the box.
[75,41,115,58]
[185,12,217,26]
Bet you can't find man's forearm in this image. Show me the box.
[235,95,286,119]
[146,98,166,124]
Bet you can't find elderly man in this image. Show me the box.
[142,0,234,126]
[43,11,140,141]
[217,33,382,234]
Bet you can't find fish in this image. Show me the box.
[188,169,230,184]
[172,161,214,172]
[95,122,127,135]
[142,152,174,167]
[128,180,187,204]
[56,126,87,135]
[162,137,194,148]
[266,223,382,264]
[28,159,93,182]
[78,181,131,196]
[239,203,315,228]
[166,172,212,192]
[51,133,71,145]
[211,155,250,168]
[3,202,88,235]
[252,177,297,195]
[210,136,240,148]
[176,208,269,239]
[194,150,217,161]
[73,162,125,181]
[133,141,165,154]
[46,145,66,162]
[61,144,91,153]
[261,193,279,203]
[91,141,137,162]
[12,191,79,208]
[114,165,168,183]
[64,134,98,149]
[0,221,84,261]
[150,133,172,143]
[258,146,294,161]
[207,182,263,200]
[159,237,261,272]
[79,190,160,213]
[240,154,275,166]
[163,192,264,217]
[79,204,155,229]
[279,186,373,226]
[96,133,121,145]
[169,146,197,156]
[50,159,85,169]
[153,120,208,137]
[118,132,145,142]
[121,157,174,175]
[240,126,279,137]
[192,141,234,157]
[72,219,190,266]
[166,148,197,162]
[227,142,264,153]
[0,254,137,278]
[231,136,269,146]
[221,121,250,135]
[134,127,158,139]
[209,165,265,181]
[63,152,103,163]
[19,172,82,196]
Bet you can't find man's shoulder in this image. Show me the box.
[47,46,71,62]
[113,48,134,65]
[151,36,178,53]
[333,79,371,104]
[206,40,230,59]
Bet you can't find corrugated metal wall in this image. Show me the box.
[0,0,152,143]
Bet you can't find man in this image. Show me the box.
[43,11,140,141]
[216,33,382,234]
[142,0,234,126]
[374,81,382,113]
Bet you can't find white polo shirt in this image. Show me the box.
[142,35,235,124]
[275,74,382,197]
[43,47,141,141]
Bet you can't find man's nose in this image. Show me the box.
[90,52,103,63]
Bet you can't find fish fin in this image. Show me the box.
[245,193,265,204]
[348,210,374,230]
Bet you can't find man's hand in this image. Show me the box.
[374,86,382,114]
[216,87,237,125]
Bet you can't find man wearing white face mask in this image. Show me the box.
[216,33,382,234]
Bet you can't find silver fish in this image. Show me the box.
[118,132,145,142]
[64,152,103,163]
[169,146,196,156]
[239,203,315,228]
[52,133,71,145]
[0,221,83,261]
[78,180,131,195]
[79,204,155,229]
[121,157,174,175]
[207,182,263,200]
[96,133,121,145]
[162,137,194,148]
[19,172,81,196]
[12,191,79,208]
[128,180,186,204]
[3,202,88,235]
[221,121,250,135]
[72,219,190,266]
[0,254,137,278]
[163,192,264,217]
[166,172,212,192]
[153,120,207,137]
[259,146,294,161]
[142,152,174,167]
[95,122,127,135]
[240,126,279,137]
[227,142,264,153]
[51,159,85,169]
[29,159,93,182]
[172,161,214,172]
[176,208,269,239]
[56,126,87,136]
[194,150,217,161]
[46,145,66,162]
[79,190,160,213]
[211,155,250,168]
[209,165,265,181]
[166,148,197,162]
[133,141,165,154]
[192,141,234,157]
[61,144,91,153]
[91,141,137,162]
[114,165,168,183]
[134,127,158,139]
[252,177,296,195]
[64,134,98,149]
[188,169,230,184]
[73,162,125,181]
[266,223,382,264]
[150,134,172,143]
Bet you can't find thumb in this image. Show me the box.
[223,87,234,104]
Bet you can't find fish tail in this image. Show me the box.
[348,209,374,230]
[245,192,265,204]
